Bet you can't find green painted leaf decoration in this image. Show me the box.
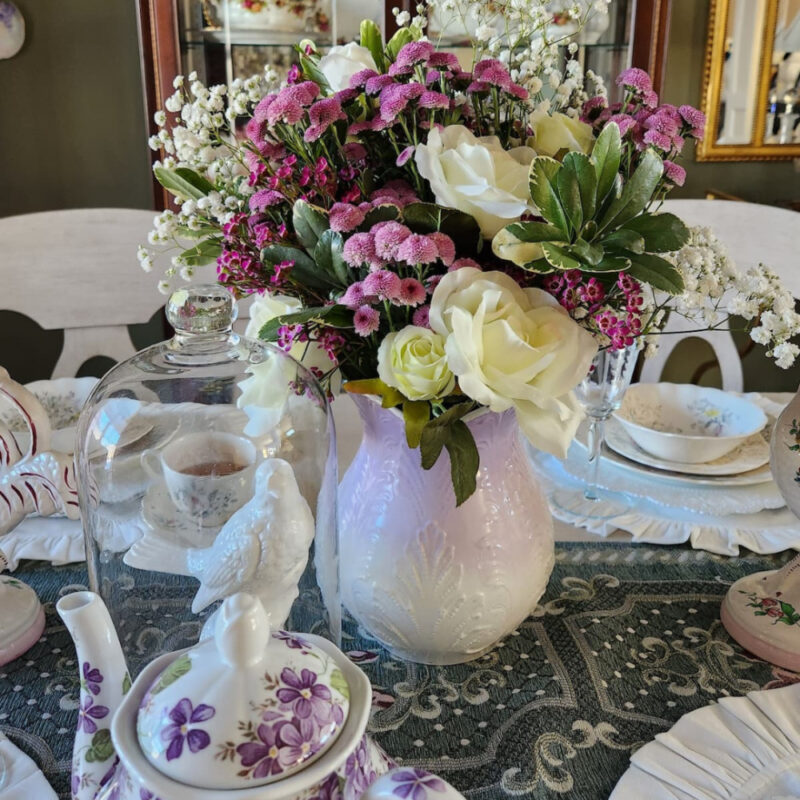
[151,654,191,695]
[590,122,622,204]
[329,668,350,701]
[85,729,115,763]
[529,157,570,236]
[122,673,132,695]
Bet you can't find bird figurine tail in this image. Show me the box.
[123,531,191,575]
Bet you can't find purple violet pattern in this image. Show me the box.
[82,662,103,696]
[161,698,215,761]
[276,667,333,721]
[237,723,284,779]
[390,769,448,800]
[275,631,311,650]
[277,717,320,767]
[77,695,109,734]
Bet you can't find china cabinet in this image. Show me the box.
[136,0,673,208]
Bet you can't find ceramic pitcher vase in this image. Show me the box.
[339,395,554,664]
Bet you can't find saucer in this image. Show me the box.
[141,483,222,548]
[604,417,770,477]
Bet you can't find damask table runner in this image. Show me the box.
[1,544,797,799]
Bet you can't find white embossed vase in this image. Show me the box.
[338,394,554,665]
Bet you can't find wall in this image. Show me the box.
[663,0,800,204]
[0,0,152,216]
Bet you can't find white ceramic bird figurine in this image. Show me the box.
[125,458,315,628]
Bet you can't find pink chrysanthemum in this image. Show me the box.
[396,146,415,167]
[365,74,394,95]
[340,281,367,308]
[507,83,529,100]
[304,98,346,142]
[396,233,439,266]
[615,67,653,94]
[428,232,456,266]
[448,257,481,272]
[353,305,380,336]
[412,305,431,328]
[343,142,367,162]
[379,83,425,121]
[329,203,366,233]
[249,189,285,211]
[473,59,511,87]
[607,114,637,137]
[245,116,266,143]
[678,104,706,138]
[363,269,402,300]
[580,95,608,122]
[266,94,304,125]
[643,109,680,137]
[291,81,321,106]
[388,61,413,77]
[253,94,277,123]
[663,160,686,187]
[643,128,673,151]
[394,41,435,69]
[395,278,427,307]
[418,91,451,110]
[347,121,372,135]
[342,232,378,268]
[349,68,379,89]
[467,81,490,94]
[428,52,460,70]
[373,222,412,260]
[642,89,659,108]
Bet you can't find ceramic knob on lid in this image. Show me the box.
[135,593,350,790]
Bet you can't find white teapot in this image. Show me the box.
[59,591,464,800]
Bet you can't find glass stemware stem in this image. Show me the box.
[584,415,606,501]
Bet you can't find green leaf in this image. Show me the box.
[402,203,481,249]
[360,19,386,72]
[152,653,191,694]
[564,151,597,225]
[299,53,330,93]
[386,27,414,61]
[541,242,583,271]
[519,258,555,274]
[419,402,475,471]
[177,238,222,267]
[585,254,632,273]
[590,122,622,203]
[154,167,214,201]
[293,200,329,252]
[626,252,685,294]
[622,212,690,252]
[571,238,603,266]
[403,400,430,449]
[556,160,582,234]
[599,150,664,233]
[175,223,219,240]
[529,158,570,236]
[85,729,115,763]
[261,244,332,292]
[343,378,404,408]
[363,204,399,228]
[505,221,565,243]
[445,420,479,506]
[329,667,350,700]
[313,230,349,286]
[601,228,645,254]
[258,305,353,340]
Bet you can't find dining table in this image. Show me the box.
[0,392,799,800]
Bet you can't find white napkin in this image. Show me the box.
[0,517,84,571]
[0,732,58,799]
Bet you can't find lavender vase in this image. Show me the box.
[339,395,554,664]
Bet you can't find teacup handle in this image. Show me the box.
[140,450,163,480]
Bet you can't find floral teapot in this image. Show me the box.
[59,591,464,800]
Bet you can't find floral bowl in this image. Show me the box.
[613,383,767,464]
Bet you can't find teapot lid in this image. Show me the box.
[135,594,350,790]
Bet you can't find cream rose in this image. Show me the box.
[378,326,455,401]
[528,111,594,158]
[429,268,598,457]
[491,226,544,267]
[414,125,537,239]
[317,43,378,92]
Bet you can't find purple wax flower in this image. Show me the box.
[161,698,215,761]
[77,696,109,734]
[237,722,284,779]
[391,769,448,800]
[277,668,332,720]
[82,662,104,696]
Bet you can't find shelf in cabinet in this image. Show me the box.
[185,27,332,47]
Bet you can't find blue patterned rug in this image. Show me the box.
[1,543,798,799]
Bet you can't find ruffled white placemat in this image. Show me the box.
[610,682,800,799]
[0,732,58,800]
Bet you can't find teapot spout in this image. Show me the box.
[58,592,129,800]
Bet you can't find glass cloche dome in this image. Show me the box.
[75,285,338,675]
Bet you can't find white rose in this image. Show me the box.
[317,43,378,92]
[414,125,536,239]
[491,226,544,267]
[378,326,455,401]
[528,111,594,158]
[429,268,598,457]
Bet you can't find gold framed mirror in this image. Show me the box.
[698,0,800,160]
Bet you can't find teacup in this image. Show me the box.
[145,432,257,526]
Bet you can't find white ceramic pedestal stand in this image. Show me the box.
[0,550,45,666]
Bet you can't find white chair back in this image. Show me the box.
[639,199,800,391]
[0,208,169,378]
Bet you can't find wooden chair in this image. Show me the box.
[639,199,800,392]
[0,208,170,378]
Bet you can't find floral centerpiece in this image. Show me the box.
[140,4,800,662]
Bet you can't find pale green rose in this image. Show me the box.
[377,325,456,401]
[491,227,544,267]
[415,125,537,239]
[528,111,594,158]
[429,268,598,458]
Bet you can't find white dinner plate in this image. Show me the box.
[604,416,770,476]
[575,424,773,487]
